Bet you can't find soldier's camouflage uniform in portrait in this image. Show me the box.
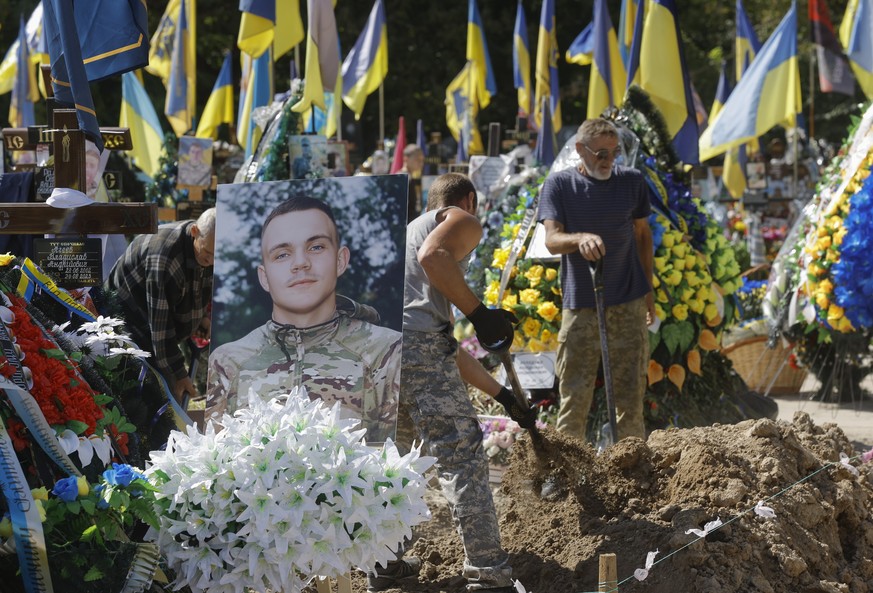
[205,296,401,443]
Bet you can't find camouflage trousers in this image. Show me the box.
[397,329,512,590]
[556,296,648,442]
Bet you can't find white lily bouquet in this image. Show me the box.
[145,390,434,593]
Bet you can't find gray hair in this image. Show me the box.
[195,207,217,237]
[576,118,619,146]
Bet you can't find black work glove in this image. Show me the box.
[494,387,537,430]
[467,303,518,353]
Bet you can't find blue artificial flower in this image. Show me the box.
[104,463,146,488]
[52,476,80,503]
[92,484,110,509]
[831,164,873,329]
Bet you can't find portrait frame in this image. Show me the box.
[289,134,328,180]
[325,140,350,177]
[177,137,214,190]
[745,161,768,191]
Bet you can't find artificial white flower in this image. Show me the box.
[108,347,151,358]
[147,390,434,593]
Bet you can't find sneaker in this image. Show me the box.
[366,557,421,591]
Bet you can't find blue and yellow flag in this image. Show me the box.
[565,24,593,66]
[120,71,164,178]
[42,0,102,150]
[639,0,699,164]
[196,53,234,140]
[736,0,762,82]
[618,0,641,68]
[0,4,46,97]
[146,0,180,83]
[165,0,196,136]
[341,0,388,119]
[709,62,731,121]
[293,0,340,114]
[9,16,37,129]
[513,0,531,117]
[534,0,561,131]
[588,0,627,119]
[446,61,484,156]
[709,63,746,199]
[840,0,873,98]
[238,49,274,156]
[625,0,645,88]
[700,3,801,161]
[238,0,304,60]
[466,0,497,109]
[534,97,556,166]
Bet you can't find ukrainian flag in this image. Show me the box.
[639,0,699,164]
[120,71,164,178]
[292,0,339,114]
[146,0,180,83]
[196,53,234,140]
[700,3,801,161]
[709,63,747,199]
[736,0,761,83]
[238,49,274,156]
[709,62,731,121]
[466,0,497,109]
[588,0,626,119]
[9,16,37,129]
[565,24,593,66]
[618,0,641,68]
[534,0,561,131]
[446,61,484,156]
[513,0,531,117]
[840,0,873,98]
[165,0,196,137]
[238,0,304,60]
[0,3,45,96]
[624,0,644,88]
[341,0,388,119]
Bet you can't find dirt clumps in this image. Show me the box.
[352,412,873,593]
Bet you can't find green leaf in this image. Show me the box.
[83,565,104,582]
[673,320,695,353]
[66,420,89,435]
[661,323,682,356]
[67,501,81,514]
[80,499,96,515]
[648,328,661,354]
[40,348,67,360]
[81,524,97,541]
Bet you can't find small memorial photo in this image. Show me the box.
[177,137,214,189]
[745,161,768,191]
[210,175,409,443]
[289,135,327,179]
[325,140,349,177]
[85,140,110,199]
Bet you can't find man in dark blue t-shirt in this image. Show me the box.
[538,117,655,442]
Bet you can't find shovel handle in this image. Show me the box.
[588,258,604,290]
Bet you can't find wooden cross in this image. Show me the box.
[504,115,538,152]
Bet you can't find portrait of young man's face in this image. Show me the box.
[257,209,351,325]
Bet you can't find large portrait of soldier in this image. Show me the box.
[207,175,408,444]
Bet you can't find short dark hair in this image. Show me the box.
[261,196,340,244]
[426,173,475,211]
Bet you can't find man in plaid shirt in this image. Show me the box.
[108,208,215,405]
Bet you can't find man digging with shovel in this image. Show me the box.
[539,117,655,446]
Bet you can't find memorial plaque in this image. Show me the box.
[495,352,557,390]
[34,167,55,202]
[33,238,103,288]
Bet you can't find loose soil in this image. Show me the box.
[346,412,873,593]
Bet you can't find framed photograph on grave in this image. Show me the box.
[84,140,110,199]
[325,140,349,177]
[211,175,408,444]
[177,137,214,189]
[745,161,768,191]
[289,135,327,179]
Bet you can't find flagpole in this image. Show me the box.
[809,50,816,139]
[379,83,385,144]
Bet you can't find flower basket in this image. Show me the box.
[721,336,807,395]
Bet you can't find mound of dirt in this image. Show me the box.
[353,412,873,593]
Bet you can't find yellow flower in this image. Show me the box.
[541,328,553,343]
[0,253,14,267]
[512,224,521,238]
[652,274,661,288]
[654,304,666,320]
[661,233,675,248]
[519,288,541,305]
[31,487,48,502]
[525,265,545,287]
[502,293,518,308]
[522,317,542,339]
[537,301,560,322]
[681,287,695,302]
[819,279,833,294]
[77,476,90,496]
[672,243,688,259]
[545,268,558,282]
[653,256,668,272]
[484,281,500,306]
[827,303,844,322]
[685,272,702,288]
[704,303,719,321]
[835,315,854,333]
[672,303,689,321]
[35,499,46,523]
[527,338,548,352]
[491,247,510,269]
[688,299,705,314]
[512,332,525,350]
[815,292,830,310]
[656,289,669,303]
